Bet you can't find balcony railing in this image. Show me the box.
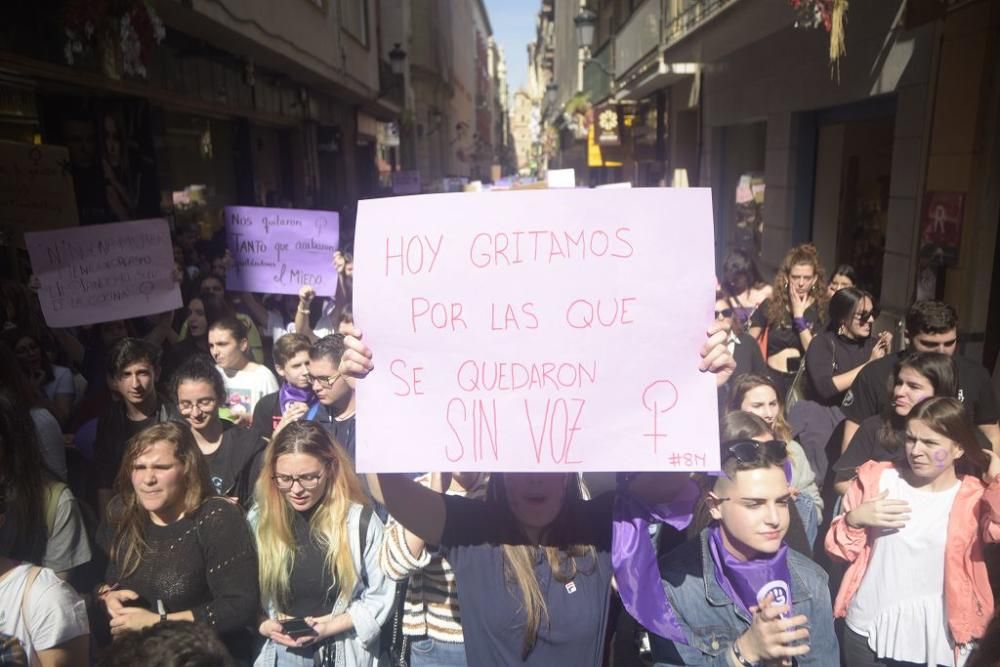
[663,0,735,46]
[583,40,613,102]
[614,0,662,78]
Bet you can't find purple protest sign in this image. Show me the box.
[224,206,339,295]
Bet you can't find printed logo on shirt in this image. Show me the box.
[763,584,788,607]
[565,581,577,594]
[958,389,965,403]
[211,476,225,495]
[842,389,854,408]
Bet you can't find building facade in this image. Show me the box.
[550,0,1000,369]
[0,0,411,248]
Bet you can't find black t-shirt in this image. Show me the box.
[805,331,875,406]
[286,507,339,618]
[834,416,903,482]
[750,299,821,358]
[731,333,767,380]
[438,493,614,666]
[841,351,1000,425]
[202,426,266,506]
[94,400,174,490]
[251,391,282,439]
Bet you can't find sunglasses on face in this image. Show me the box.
[721,439,787,465]
[714,308,734,320]
[854,307,880,323]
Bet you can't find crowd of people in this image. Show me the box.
[1,233,1000,667]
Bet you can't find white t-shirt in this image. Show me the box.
[43,365,75,401]
[30,408,67,481]
[847,467,962,665]
[217,363,279,419]
[0,564,88,659]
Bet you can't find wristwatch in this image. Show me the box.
[157,599,167,624]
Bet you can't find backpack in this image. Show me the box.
[358,507,409,667]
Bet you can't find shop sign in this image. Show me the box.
[595,105,621,147]
[919,191,964,267]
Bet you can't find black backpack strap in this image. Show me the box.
[358,505,373,587]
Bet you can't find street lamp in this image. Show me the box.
[574,7,597,50]
[543,83,559,117]
[388,43,407,75]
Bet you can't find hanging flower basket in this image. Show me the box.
[789,0,848,77]
[63,0,166,79]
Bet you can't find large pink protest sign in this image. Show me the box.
[224,206,339,295]
[26,218,182,327]
[353,188,720,472]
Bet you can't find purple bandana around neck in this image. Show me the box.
[611,474,698,644]
[279,382,318,414]
[707,524,791,618]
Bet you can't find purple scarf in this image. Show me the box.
[707,524,791,617]
[611,475,698,644]
[279,382,318,414]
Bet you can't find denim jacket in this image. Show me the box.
[651,529,839,667]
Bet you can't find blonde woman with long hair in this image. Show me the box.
[251,420,395,667]
[96,421,259,661]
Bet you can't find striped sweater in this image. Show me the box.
[378,473,489,643]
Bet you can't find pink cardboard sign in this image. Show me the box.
[353,189,720,472]
[26,218,182,327]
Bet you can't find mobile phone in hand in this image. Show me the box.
[280,618,317,639]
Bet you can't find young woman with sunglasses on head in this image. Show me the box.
[833,352,972,496]
[172,355,267,508]
[251,421,396,667]
[715,291,767,381]
[339,325,737,666]
[827,397,1000,666]
[726,374,822,542]
[96,421,259,661]
[748,244,829,397]
[651,411,838,666]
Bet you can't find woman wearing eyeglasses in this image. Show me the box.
[97,421,259,661]
[173,354,267,508]
[827,397,1000,666]
[715,291,767,382]
[791,288,892,489]
[651,411,838,666]
[251,420,395,667]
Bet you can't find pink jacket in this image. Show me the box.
[825,460,1000,645]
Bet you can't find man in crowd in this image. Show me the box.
[94,338,175,520]
[841,300,1000,452]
